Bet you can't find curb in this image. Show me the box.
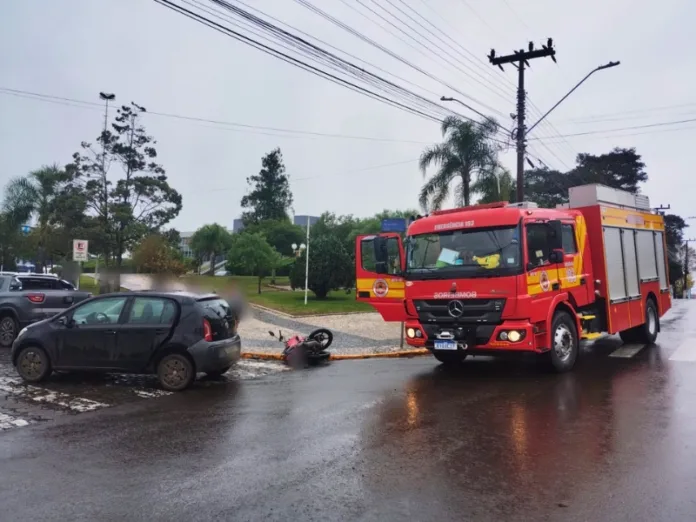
[241,349,429,361]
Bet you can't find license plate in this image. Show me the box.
[434,340,457,351]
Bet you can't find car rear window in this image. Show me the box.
[197,298,232,318]
[18,277,57,290]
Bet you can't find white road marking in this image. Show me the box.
[0,377,108,412]
[132,389,172,399]
[609,344,646,358]
[669,339,696,362]
[0,411,30,431]
[227,360,288,379]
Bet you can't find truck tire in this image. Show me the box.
[546,311,579,372]
[432,351,467,366]
[633,298,659,345]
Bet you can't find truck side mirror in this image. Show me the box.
[548,220,563,251]
[549,249,565,263]
[373,236,390,275]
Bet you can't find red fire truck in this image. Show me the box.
[356,184,672,371]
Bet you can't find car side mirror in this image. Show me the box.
[58,316,74,328]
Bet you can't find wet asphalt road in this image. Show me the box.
[2,303,696,521]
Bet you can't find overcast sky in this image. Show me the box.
[2,0,694,232]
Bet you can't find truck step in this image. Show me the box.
[577,314,596,321]
[581,332,603,340]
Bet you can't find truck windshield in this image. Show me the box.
[406,224,522,278]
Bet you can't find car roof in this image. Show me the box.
[98,290,222,301]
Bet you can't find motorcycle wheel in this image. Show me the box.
[307,328,333,350]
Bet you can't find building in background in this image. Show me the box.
[179,231,195,259]
[233,219,245,233]
[294,215,319,227]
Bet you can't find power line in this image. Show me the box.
[154,0,455,124]
[556,102,696,124]
[530,116,696,141]
[0,87,431,144]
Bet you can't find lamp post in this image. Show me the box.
[441,60,620,202]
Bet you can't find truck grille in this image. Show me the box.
[413,299,505,325]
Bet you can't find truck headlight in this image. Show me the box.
[406,328,416,338]
[507,330,522,342]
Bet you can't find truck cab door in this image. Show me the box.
[524,221,562,320]
[355,233,407,322]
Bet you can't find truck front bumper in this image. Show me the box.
[403,320,541,354]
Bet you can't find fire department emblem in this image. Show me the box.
[540,271,550,292]
[373,279,389,297]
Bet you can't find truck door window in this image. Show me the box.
[526,224,552,267]
[561,224,577,254]
[361,236,401,274]
[385,237,401,274]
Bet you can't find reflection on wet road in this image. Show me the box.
[2,302,696,520]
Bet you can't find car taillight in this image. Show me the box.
[203,318,213,342]
[26,293,45,304]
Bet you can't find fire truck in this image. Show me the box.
[356,184,671,371]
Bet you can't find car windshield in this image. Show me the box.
[406,224,522,278]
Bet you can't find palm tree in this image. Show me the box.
[3,165,65,270]
[418,116,500,211]
[471,165,516,204]
[190,223,233,275]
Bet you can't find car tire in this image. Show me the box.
[633,298,659,345]
[16,345,52,383]
[432,351,468,365]
[157,354,195,392]
[206,366,231,379]
[0,316,18,348]
[546,311,579,372]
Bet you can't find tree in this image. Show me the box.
[289,235,352,299]
[67,102,182,268]
[664,214,687,290]
[418,116,499,211]
[241,148,293,225]
[132,234,187,275]
[572,148,647,193]
[472,165,516,204]
[242,219,304,257]
[226,232,286,294]
[522,168,570,208]
[190,224,233,275]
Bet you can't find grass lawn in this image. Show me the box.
[77,275,128,295]
[180,275,373,316]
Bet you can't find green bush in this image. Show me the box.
[289,234,352,299]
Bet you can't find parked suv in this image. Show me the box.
[0,275,92,347]
[11,291,241,391]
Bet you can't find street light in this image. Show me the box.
[291,243,306,257]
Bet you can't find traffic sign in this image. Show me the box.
[73,240,89,262]
[381,218,407,233]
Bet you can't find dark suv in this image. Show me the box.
[11,291,241,391]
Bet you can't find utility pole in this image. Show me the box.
[97,92,115,279]
[684,238,695,298]
[488,39,557,203]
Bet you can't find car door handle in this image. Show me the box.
[104,330,117,335]
[552,282,560,291]
[155,328,168,334]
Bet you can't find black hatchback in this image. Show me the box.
[10,291,241,391]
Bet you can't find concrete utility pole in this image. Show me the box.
[684,238,695,298]
[97,92,115,280]
[488,39,557,203]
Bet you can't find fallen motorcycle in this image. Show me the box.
[268,328,333,367]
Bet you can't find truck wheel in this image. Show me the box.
[432,351,467,365]
[0,316,18,348]
[633,298,659,345]
[547,311,579,372]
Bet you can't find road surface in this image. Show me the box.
[1,302,696,521]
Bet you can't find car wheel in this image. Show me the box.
[16,345,52,383]
[633,298,659,345]
[0,316,18,348]
[206,366,231,379]
[157,354,195,392]
[432,351,468,365]
[546,311,579,372]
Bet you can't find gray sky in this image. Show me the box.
[2,0,694,232]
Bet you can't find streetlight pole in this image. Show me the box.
[304,215,310,305]
[97,92,115,281]
[441,60,619,203]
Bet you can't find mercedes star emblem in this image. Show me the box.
[448,300,464,318]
